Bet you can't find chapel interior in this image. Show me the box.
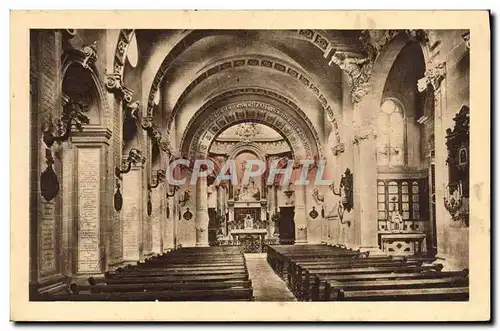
[29,29,471,301]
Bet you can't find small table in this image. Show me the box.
[230,229,268,253]
[380,233,426,257]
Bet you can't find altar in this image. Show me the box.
[231,228,268,253]
[229,214,268,253]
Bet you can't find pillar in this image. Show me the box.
[195,175,209,246]
[71,128,112,276]
[121,156,146,262]
[352,132,380,252]
[294,185,308,244]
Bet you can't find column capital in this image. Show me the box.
[418,61,446,92]
[330,51,373,105]
[105,73,134,103]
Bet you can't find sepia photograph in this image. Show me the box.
[10,10,490,322]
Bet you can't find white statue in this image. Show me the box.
[244,214,254,229]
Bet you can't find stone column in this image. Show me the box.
[352,128,380,253]
[294,185,308,244]
[195,175,209,247]
[121,156,146,262]
[71,128,112,276]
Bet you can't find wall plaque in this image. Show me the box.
[39,201,57,277]
[77,148,101,273]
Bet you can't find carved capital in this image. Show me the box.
[105,73,134,103]
[81,41,98,69]
[141,116,154,130]
[330,51,373,105]
[418,61,446,92]
[331,143,345,156]
[352,123,377,145]
[105,73,123,92]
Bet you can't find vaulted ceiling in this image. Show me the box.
[132,29,368,146]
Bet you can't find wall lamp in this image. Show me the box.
[42,99,89,149]
[148,169,166,190]
[115,148,144,179]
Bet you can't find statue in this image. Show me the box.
[244,214,254,229]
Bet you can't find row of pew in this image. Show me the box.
[34,246,254,301]
[267,244,469,301]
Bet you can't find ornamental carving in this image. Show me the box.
[352,123,378,144]
[141,117,170,152]
[417,61,446,92]
[168,57,342,145]
[331,143,345,156]
[184,100,319,159]
[330,52,373,105]
[81,41,98,70]
[105,73,134,103]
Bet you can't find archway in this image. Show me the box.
[178,93,322,247]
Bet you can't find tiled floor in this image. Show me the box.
[245,253,297,301]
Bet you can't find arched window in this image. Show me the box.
[126,33,138,68]
[377,99,405,167]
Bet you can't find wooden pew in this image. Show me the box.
[39,287,254,301]
[335,287,469,301]
[310,268,467,301]
[324,276,469,301]
[90,280,253,293]
[292,260,423,300]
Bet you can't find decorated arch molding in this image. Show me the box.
[145,30,342,122]
[169,55,342,144]
[181,99,321,160]
[226,141,269,161]
[180,88,323,158]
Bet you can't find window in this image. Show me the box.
[377,99,405,167]
[377,179,427,224]
[126,33,138,68]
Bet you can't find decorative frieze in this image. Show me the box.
[417,61,446,92]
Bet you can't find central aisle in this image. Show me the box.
[244,253,297,301]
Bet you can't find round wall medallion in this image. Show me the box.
[40,165,59,202]
[183,208,193,221]
[309,207,319,219]
[114,188,123,212]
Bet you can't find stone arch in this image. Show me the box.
[362,32,433,119]
[145,30,346,140]
[169,55,342,144]
[226,141,268,161]
[180,88,322,156]
[61,46,110,127]
[180,92,322,160]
